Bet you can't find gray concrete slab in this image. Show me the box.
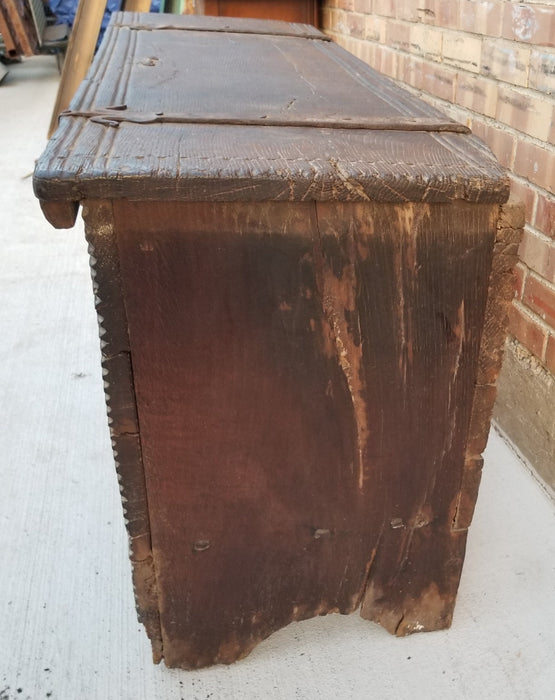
[1,56,554,700]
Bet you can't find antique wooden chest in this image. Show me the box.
[34,12,521,669]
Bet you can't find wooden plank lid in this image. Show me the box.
[34,11,509,222]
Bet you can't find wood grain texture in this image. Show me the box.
[108,199,498,667]
[0,0,39,56]
[82,200,163,663]
[0,4,18,56]
[115,10,324,37]
[38,200,79,229]
[32,14,517,670]
[33,12,509,205]
[123,0,151,11]
[317,201,497,637]
[201,0,319,26]
[452,198,524,531]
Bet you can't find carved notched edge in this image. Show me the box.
[82,199,163,663]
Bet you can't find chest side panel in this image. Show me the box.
[113,200,497,668]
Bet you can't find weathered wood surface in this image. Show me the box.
[33,13,517,671]
[0,3,18,57]
[82,201,163,663]
[123,0,152,11]
[0,0,39,56]
[34,12,508,206]
[38,200,79,229]
[119,10,324,36]
[452,199,524,530]
[95,198,502,668]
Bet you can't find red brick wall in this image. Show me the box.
[321,0,555,374]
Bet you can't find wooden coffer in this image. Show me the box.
[34,12,521,669]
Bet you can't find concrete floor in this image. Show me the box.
[1,56,554,700]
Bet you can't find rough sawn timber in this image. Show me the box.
[32,13,520,670]
[82,201,163,662]
[78,198,515,668]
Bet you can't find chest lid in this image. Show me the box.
[34,12,508,214]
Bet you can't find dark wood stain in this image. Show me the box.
[33,13,508,208]
[82,201,163,662]
[107,199,505,667]
[33,13,520,670]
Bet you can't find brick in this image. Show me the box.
[518,228,555,284]
[401,55,428,92]
[482,123,515,169]
[545,334,555,373]
[346,11,366,38]
[386,19,411,52]
[416,0,438,25]
[395,3,421,23]
[496,86,553,142]
[513,141,555,195]
[513,262,528,301]
[417,0,461,29]
[434,0,461,30]
[353,0,372,12]
[332,9,349,27]
[535,193,555,239]
[342,35,362,58]
[400,54,424,86]
[422,63,458,102]
[364,14,387,42]
[410,24,443,60]
[459,0,504,37]
[358,39,377,68]
[395,52,409,80]
[509,301,548,359]
[508,177,537,225]
[523,273,555,329]
[331,8,350,34]
[529,50,555,96]
[502,2,555,48]
[443,33,481,73]
[372,0,395,18]
[481,40,530,88]
[373,43,398,78]
[470,119,487,140]
[332,31,349,52]
[456,74,499,119]
[323,8,338,33]
[495,339,555,488]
